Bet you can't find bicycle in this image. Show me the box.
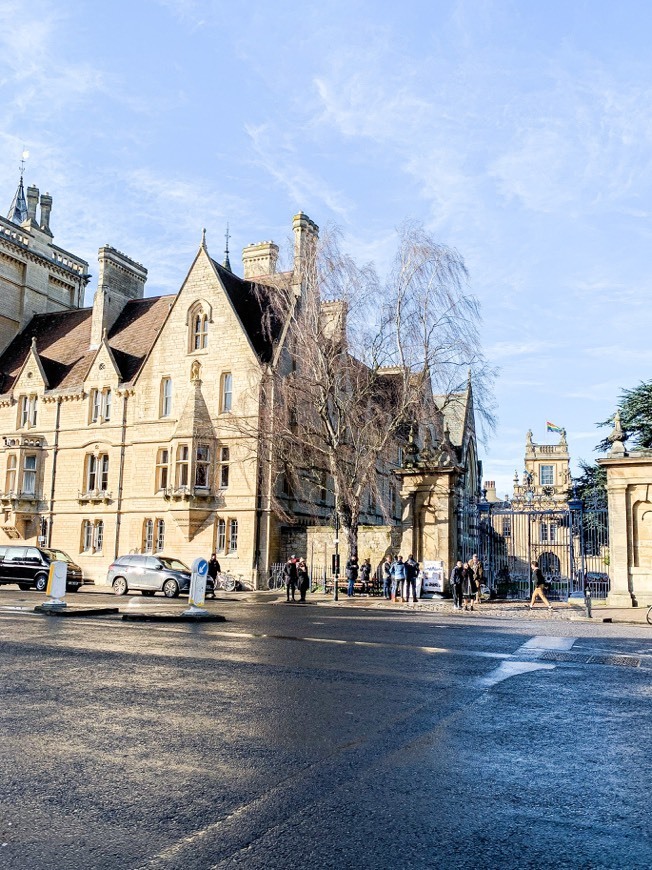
[646,604,652,625]
[215,572,240,592]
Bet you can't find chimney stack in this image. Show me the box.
[483,481,499,503]
[292,212,319,295]
[90,246,148,349]
[26,185,39,224]
[39,193,52,235]
[242,241,279,280]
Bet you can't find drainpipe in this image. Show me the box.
[113,391,129,559]
[46,397,62,546]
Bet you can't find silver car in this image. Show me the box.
[107,554,192,598]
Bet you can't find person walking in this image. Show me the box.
[207,552,220,599]
[470,553,484,605]
[283,555,298,602]
[346,555,359,597]
[404,553,419,604]
[382,555,393,599]
[359,558,372,594]
[461,561,475,611]
[297,558,310,602]
[390,556,406,602]
[529,560,553,611]
[449,560,464,610]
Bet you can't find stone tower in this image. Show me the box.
[0,173,89,354]
[513,428,571,504]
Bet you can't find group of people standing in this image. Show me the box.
[282,555,311,602]
[449,554,484,611]
[380,554,421,603]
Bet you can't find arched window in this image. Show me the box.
[190,306,208,351]
[143,519,154,553]
[155,519,165,552]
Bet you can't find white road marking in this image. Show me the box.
[519,636,578,652]
[478,660,556,687]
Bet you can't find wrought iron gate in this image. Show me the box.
[457,499,609,601]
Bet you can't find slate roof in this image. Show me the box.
[212,259,284,363]
[434,389,471,448]
[0,296,172,395]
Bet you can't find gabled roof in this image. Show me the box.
[7,175,28,225]
[0,296,172,394]
[211,259,284,364]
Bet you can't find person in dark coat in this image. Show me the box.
[461,561,476,611]
[382,555,393,599]
[207,553,220,598]
[346,555,359,597]
[449,560,464,610]
[297,558,310,602]
[283,555,298,602]
[359,558,372,594]
[404,554,419,604]
[529,560,552,611]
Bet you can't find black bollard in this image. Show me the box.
[584,586,592,619]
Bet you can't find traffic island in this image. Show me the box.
[122,611,226,623]
[34,606,120,617]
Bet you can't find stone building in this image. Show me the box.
[0,174,480,586]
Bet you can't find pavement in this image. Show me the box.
[2,583,649,624]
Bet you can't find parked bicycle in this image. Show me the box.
[646,604,652,625]
[215,572,242,592]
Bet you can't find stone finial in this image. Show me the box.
[404,424,419,468]
[190,360,202,383]
[201,228,207,250]
[607,410,628,457]
[526,429,533,446]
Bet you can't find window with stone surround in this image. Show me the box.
[175,444,189,488]
[5,454,17,494]
[90,388,112,424]
[155,519,165,552]
[81,520,93,552]
[188,302,209,352]
[22,454,36,495]
[86,454,109,492]
[155,448,169,491]
[228,518,238,554]
[94,520,104,553]
[195,444,210,488]
[19,395,38,429]
[143,518,154,553]
[220,372,233,412]
[540,465,554,486]
[216,518,226,553]
[160,378,172,417]
[219,446,229,489]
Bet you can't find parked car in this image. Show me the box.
[107,554,194,598]
[0,545,84,592]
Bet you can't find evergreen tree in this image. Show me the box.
[596,380,652,452]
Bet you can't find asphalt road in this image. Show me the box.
[0,593,651,869]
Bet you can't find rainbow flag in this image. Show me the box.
[546,421,563,433]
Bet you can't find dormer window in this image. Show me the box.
[90,388,112,423]
[19,395,38,429]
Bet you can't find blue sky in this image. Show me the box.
[2,0,651,495]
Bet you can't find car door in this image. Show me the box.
[0,546,8,583]
[126,555,146,590]
[143,556,162,590]
[3,547,28,585]
[24,547,45,584]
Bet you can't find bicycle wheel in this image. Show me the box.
[647,606,652,626]
[222,574,237,592]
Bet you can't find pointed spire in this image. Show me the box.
[7,148,29,225]
[201,228,207,250]
[222,222,232,272]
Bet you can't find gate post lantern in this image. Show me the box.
[184,557,209,616]
[42,560,67,609]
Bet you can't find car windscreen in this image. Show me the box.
[42,549,72,563]
[157,557,189,572]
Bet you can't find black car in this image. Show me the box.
[107,554,197,598]
[0,545,84,592]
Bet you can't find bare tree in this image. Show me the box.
[250,221,496,558]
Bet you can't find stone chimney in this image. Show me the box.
[26,185,39,225]
[483,481,499,503]
[242,241,279,280]
[292,212,319,295]
[39,193,52,235]
[90,246,147,350]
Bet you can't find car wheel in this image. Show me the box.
[18,583,31,591]
[34,574,48,592]
[162,579,179,598]
[141,590,155,596]
[112,576,128,596]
